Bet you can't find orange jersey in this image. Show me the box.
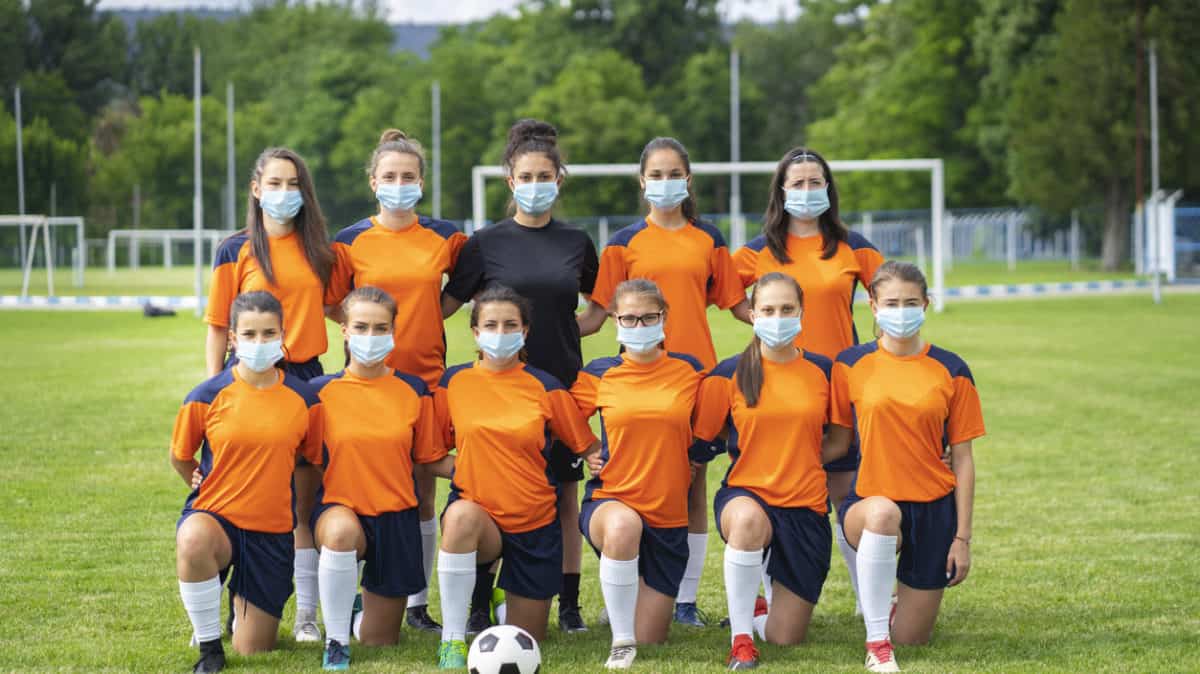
[436,362,597,533]
[206,232,328,363]
[733,232,883,360]
[830,342,985,502]
[171,369,323,533]
[591,218,746,370]
[571,351,704,528]
[694,351,832,513]
[328,217,467,387]
[311,369,446,516]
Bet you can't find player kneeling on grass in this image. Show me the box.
[570,279,706,670]
[828,261,985,673]
[433,285,600,669]
[171,291,324,673]
[692,272,847,670]
[308,287,456,671]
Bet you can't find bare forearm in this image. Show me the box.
[171,455,198,487]
[821,425,852,464]
[441,292,464,319]
[576,300,607,337]
[205,325,228,377]
[952,446,975,539]
[729,298,752,325]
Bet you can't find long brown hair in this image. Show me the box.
[639,137,698,222]
[761,147,848,263]
[244,147,334,288]
[735,272,804,408]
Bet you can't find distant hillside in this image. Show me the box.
[105,8,446,58]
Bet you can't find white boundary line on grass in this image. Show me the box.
[2,280,1195,311]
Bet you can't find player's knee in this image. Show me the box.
[725,504,769,547]
[600,509,643,551]
[861,498,901,533]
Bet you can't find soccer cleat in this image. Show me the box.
[322,639,351,671]
[192,638,225,673]
[726,633,760,670]
[406,604,442,633]
[293,608,322,642]
[673,601,709,627]
[558,604,588,633]
[865,639,900,673]
[437,640,468,669]
[465,605,492,637]
[604,640,637,670]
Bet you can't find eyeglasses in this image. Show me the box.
[614,312,663,328]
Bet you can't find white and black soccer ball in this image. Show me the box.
[467,624,541,674]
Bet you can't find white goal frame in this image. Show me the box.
[0,215,86,297]
[471,159,948,311]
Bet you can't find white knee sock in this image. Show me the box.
[835,523,863,614]
[723,546,762,641]
[760,548,773,606]
[676,532,708,604]
[318,547,358,645]
[294,547,319,615]
[599,554,639,645]
[438,550,476,642]
[180,577,223,643]
[408,518,437,608]
[856,530,898,642]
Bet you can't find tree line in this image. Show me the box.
[1,0,1197,269]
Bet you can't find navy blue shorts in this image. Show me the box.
[842,490,958,590]
[713,487,831,604]
[579,498,689,598]
[823,433,860,473]
[689,436,727,464]
[178,509,294,619]
[312,502,425,599]
[547,439,585,482]
[442,491,563,600]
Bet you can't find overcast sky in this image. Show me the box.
[96,0,802,23]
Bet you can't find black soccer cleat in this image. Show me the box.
[465,605,492,637]
[406,604,442,633]
[558,604,588,633]
[192,638,225,673]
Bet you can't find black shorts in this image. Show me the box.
[178,509,294,619]
[547,438,584,482]
[713,487,831,604]
[311,502,425,598]
[579,498,688,598]
[843,489,957,590]
[442,490,563,600]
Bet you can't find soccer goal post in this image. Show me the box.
[0,215,87,297]
[470,159,948,311]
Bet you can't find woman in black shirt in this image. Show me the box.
[443,119,603,634]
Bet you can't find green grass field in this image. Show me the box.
[0,259,1139,298]
[1,295,1197,673]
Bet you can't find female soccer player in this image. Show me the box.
[204,147,335,642]
[326,129,467,632]
[443,119,602,633]
[732,147,884,609]
[433,286,599,669]
[829,261,984,673]
[585,138,751,626]
[573,279,705,670]
[309,286,456,670]
[172,291,323,673]
[694,272,851,669]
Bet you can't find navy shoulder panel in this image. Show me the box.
[845,230,879,252]
[334,218,373,246]
[582,355,623,379]
[692,219,728,248]
[307,370,345,395]
[282,373,322,408]
[184,368,235,405]
[744,234,768,253]
[392,369,431,397]
[802,351,833,380]
[522,365,567,392]
[419,216,462,241]
[926,345,974,384]
[835,342,879,368]
[667,351,705,372]
[709,355,740,380]
[606,220,650,248]
[213,233,249,268]
[439,362,474,389]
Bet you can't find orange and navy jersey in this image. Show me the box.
[327,217,467,388]
[693,351,832,513]
[572,351,704,528]
[436,362,597,533]
[591,218,746,370]
[206,232,328,363]
[830,342,985,503]
[171,368,323,533]
[733,231,883,360]
[310,368,446,517]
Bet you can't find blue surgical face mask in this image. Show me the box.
[753,316,801,349]
[617,323,665,354]
[784,187,830,219]
[348,333,394,366]
[260,189,304,222]
[476,330,525,360]
[643,178,690,210]
[236,338,283,372]
[512,181,559,215]
[875,306,926,339]
[376,183,422,211]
